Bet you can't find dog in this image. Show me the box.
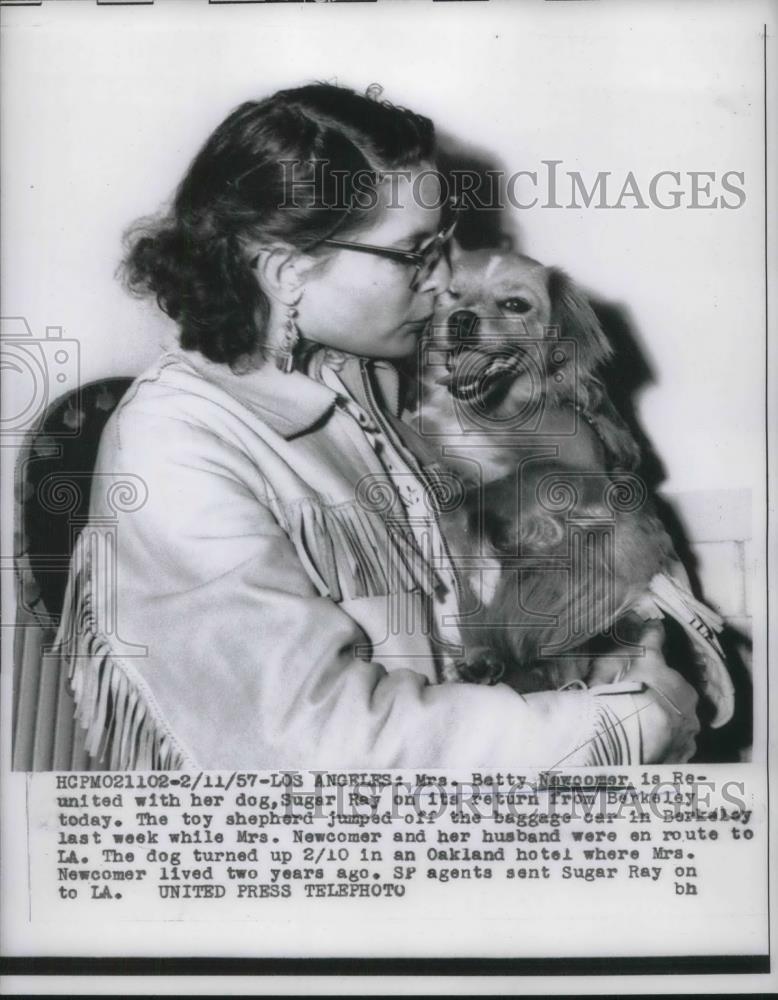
[408,248,734,725]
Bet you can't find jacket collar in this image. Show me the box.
[168,348,403,441]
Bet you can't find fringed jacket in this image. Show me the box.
[54,347,642,769]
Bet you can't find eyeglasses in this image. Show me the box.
[319,199,460,292]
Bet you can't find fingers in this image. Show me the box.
[587,628,705,764]
[664,726,699,764]
[638,622,666,652]
[627,660,701,763]
[625,659,700,715]
[661,699,700,763]
[587,655,630,685]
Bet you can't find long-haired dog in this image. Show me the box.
[409,248,734,727]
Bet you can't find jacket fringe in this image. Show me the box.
[284,498,437,603]
[53,549,188,771]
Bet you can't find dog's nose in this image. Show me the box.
[448,309,480,342]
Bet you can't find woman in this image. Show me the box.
[54,83,699,769]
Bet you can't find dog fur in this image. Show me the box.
[408,249,699,695]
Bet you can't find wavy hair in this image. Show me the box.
[120,83,436,366]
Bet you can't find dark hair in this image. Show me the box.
[120,83,436,366]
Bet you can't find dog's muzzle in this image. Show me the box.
[447,309,481,344]
[440,309,533,403]
[443,309,481,374]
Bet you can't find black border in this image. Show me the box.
[0,955,770,976]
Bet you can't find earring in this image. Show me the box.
[276,303,300,374]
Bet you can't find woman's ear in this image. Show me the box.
[252,245,309,304]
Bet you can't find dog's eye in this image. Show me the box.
[499,297,533,315]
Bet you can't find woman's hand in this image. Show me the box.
[589,623,701,763]
[628,666,700,763]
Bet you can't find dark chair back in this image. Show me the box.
[13,378,133,770]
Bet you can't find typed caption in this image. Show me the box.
[28,768,764,930]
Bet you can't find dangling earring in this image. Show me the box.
[276,303,300,374]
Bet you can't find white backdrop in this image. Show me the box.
[1,0,769,495]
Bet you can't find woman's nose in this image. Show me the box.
[420,251,452,296]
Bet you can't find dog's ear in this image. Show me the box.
[546,268,613,374]
[447,239,465,269]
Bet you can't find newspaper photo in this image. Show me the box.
[1,0,775,994]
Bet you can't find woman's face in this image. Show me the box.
[295,167,451,360]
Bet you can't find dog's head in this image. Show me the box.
[431,248,613,407]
